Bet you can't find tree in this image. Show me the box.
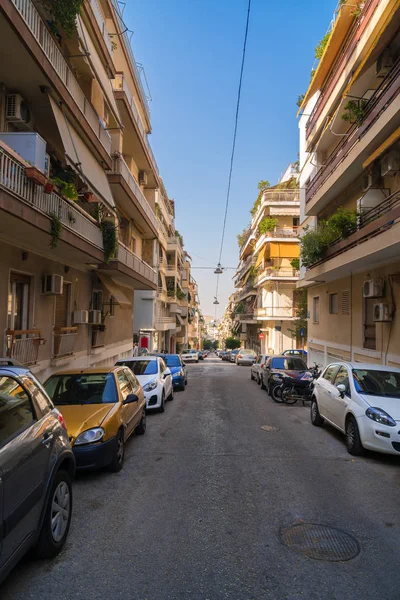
[288,289,308,340]
[225,337,241,350]
[203,340,213,350]
[258,180,270,192]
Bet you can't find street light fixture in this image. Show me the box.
[213,297,219,305]
[214,263,224,274]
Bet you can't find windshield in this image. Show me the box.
[165,355,181,367]
[119,360,158,376]
[271,358,307,370]
[353,369,400,397]
[241,350,255,354]
[44,373,118,405]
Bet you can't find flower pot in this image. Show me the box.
[25,167,47,187]
[33,337,47,346]
[44,182,54,194]
[84,192,95,203]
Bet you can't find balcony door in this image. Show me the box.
[7,273,31,331]
[54,283,71,329]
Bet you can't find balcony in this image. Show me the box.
[306,58,400,213]
[108,156,158,236]
[154,317,177,331]
[87,0,114,58]
[254,229,300,254]
[53,327,78,358]
[157,287,168,302]
[167,235,183,253]
[157,218,170,249]
[6,329,44,365]
[157,193,174,226]
[236,284,257,301]
[8,0,111,158]
[254,307,295,320]
[112,73,159,182]
[99,242,157,289]
[252,190,300,225]
[303,189,400,282]
[255,268,299,286]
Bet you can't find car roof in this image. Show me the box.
[0,366,31,377]
[49,366,124,375]
[326,361,400,373]
[116,356,158,362]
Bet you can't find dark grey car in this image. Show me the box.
[0,361,75,585]
[261,356,309,395]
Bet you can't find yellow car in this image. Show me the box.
[44,367,146,472]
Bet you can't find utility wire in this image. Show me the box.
[214,0,252,309]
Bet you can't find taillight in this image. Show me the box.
[238,355,242,359]
[58,412,68,431]
[261,363,265,368]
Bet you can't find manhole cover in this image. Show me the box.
[281,523,360,561]
[261,425,280,432]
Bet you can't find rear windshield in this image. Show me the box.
[241,350,255,354]
[44,373,117,405]
[165,355,181,367]
[119,360,158,375]
[271,358,307,370]
[353,369,400,397]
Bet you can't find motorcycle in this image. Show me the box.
[276,363,321,405]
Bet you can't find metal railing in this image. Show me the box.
[157,218,170,248]
[89,0,114,56]
[252,189,300,225]
[11,0,111,155]
[6,329,42,365]
[111,156,157,231]
[254,307,295,318]
[157,193,174,224]
[0,145,104,249]
[53,327,78,357]
[113,73,158,175]
[115,242,157,285]
[256,267,300,281]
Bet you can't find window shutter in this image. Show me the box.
[341,290,350,314]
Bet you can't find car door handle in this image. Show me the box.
[42,433,54,446]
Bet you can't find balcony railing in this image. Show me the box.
[89,0,114,57]
[256,268,299,282]
[11,0,111,155]
[115,242,157,285]
[0,145,104,249]
[111,156,158,232]
[253,189,300,223]
[53,327,78,358]
[255,307,295,319]
[113,73,158,175]
[306,57,400,204]
[6,329,43,365]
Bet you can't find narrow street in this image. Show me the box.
[3,356,400,600]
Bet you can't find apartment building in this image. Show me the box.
[234,167,301,354]
[298,0,400,367]
[0,0,163,379]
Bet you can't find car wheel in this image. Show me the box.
[311,399,324,426]
[108,429,125,472]
[135,408,147,435]
[168,388,174,401]
[180,382,186,391]
[159,392,165,413]
[271,385,283,403]
[345,416,364,456]
[261,377,266,390]
[33,470,72,558]
[257,374,261,385]
[250,371,254,380]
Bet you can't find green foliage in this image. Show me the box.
[49,213,61,248]
[289,289,308,339]
[310,68,316,81]
[300,207,357,268]
[235,302,245,314]
[297,94,305,108]
[166,278,175,297]
[175,230,184,246]
[52,177,78,201]
[237,225,250,248]
[290,258,300,270]
[258,180,270,191]
[225,337,241,350]
[341,99,368,123]
[259,217,278,235]
[100,220,118,264]
[40,0,83,36]
[315,32,331,59]
[176,287,186,301]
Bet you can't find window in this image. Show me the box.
[7,272,32,330]
[55,282,71,328]
[341,290,350,314]
[160,359,167,372]
[125,370,140,390]
[165,355,181,368]
[334,366,350,396]
[293,218,300,227]
[109,296,116,317]
[0,376,36,446]
[353,369,400,397]
[21,375,53,415]
[117,370,134,401]
[329,293,338,315]
[44,373,118,405]
[363,298,376,350]
[313,297,320,323]
[119,360,158,376]
[92,290,103,311]
[323,365,340,383]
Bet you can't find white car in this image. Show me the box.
[181,350,199,364]
[115,356,173,412]
[311,361,400,456]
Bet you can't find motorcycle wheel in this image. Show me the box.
[271,384,283,403]
[282,387,298,405]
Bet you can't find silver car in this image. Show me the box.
[236,349,257,366]
[251,354,270,384]
[0,360,75,584]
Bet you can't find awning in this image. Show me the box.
[255,249,265,268]
[160,271,167,290]
[267,243,299,259]
[176,314,184,326]
[48,96,116,209]
[97,274,131,308]
[363,127,400,169]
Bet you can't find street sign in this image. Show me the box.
[259,333,264,339]
[300,327,305,338]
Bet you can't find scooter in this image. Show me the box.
[276,364,321,405]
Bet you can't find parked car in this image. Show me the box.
[230,349,240,363]
[282,349,308,359]
[221,351,230,361]
[251,354,270,384]
[116,356,173,412]
[262,355,309,396]
[0,360,75,584]
[236,349,257,366]
[44,367,146,472]
[181,349,199,363]
[148,353,187,391]
[311,362,400,456]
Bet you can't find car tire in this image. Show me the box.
[261,377,266,390]
[135,408,147,435]
[271,385,283,403]
[250,371,254,380]
[108,429,125,472]
[257,374,261,385]
[159,392,165,413]
[33,470,72,559]
[311,399,324,426]
[168,388,174,401]
[345,416,364,456]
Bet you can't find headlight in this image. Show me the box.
[144,379,157,392]
[366,407,397,427]
[74,427,104,446]
[271,373,282,381]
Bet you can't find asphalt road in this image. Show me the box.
[3,356,400,599]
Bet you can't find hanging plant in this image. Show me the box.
[67,211,76,224]
[40,0,84,37]
[100,220,118,263]
[52,177,78,201]
[341,99,368,124]
[49,213,61,248]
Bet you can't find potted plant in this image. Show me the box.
[44,177,58,194]
[83,191,95,202]
[25,166,47,186]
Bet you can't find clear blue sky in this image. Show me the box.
[123,0,336,317]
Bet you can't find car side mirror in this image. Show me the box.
[123,393,139,404]
[336,384,346,398]
[182,362,186,366]
[163,368,171,379]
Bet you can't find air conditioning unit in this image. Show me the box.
[73,310,89,324]
[42,274,63,295]
[6,94,33,131]
[363,278,384,299]
[376,49,393,78]
[363,163,382,192]
[381,151,400,177]
[88,310,102,325]
[373,303,393,322]
[138,170,148,186]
